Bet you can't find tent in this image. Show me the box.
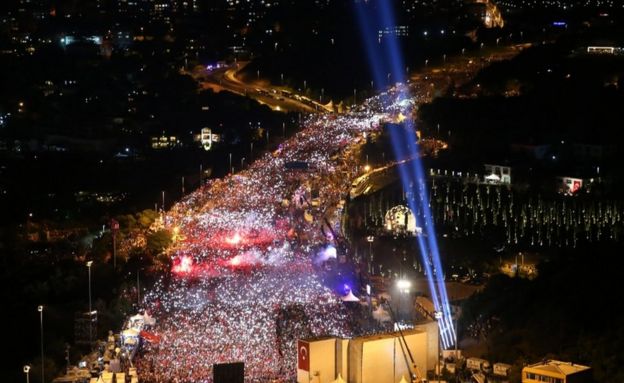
[341,291,360,302]
[143,311,156,326]
[331,373,346,383]
[398,376,409,383]
[485,174,500,182]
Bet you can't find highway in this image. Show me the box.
[190,61,332,114]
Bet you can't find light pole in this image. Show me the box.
[434,311,443,383]
[23,365,31,383]
[396,279,411,322]
[366,235,375,273]
[137,268,141,307]
[87,261,93,344]
[229,153,232,174]
[38,305,44,383]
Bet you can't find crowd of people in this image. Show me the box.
[132,88,419,382]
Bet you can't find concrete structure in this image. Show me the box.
[348,330,428,383]
[414,320,439,371]
[297,326,435,383]
[297,337,337,383]
[522,360,591,383]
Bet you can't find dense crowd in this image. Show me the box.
[133,89,417,382]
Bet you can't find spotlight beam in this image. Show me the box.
[353,0,456,348]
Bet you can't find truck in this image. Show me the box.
[466,357,490,372]
[493,363,512,377]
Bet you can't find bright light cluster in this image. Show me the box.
[135,100,398,382]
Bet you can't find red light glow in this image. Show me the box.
[172,255,194,274]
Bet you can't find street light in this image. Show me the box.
[23,365,31,383]
[37,305,44,383]
[396,279,411,321]
[397,279,411,291]
[366,235,375,271]
[434,311,443,383]
[86,261,93,313]
[86,261,93,344]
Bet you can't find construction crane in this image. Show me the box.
[385,303,427,383]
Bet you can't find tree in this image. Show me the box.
[146,229,172,255]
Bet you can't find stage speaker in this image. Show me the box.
[213,362,244,383]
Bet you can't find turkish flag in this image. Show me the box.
[572,180,581,193]
[298,340,310,371]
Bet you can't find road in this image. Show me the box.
[190,62,332,114]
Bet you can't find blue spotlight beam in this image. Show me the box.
[353,0,456,348]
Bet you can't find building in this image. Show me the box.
[378,25,409,42]
[151,135,181,150]
[484,164,511,185]
[522,360,591,383]
[297,326,435,383]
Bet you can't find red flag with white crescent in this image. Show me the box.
[298,340,309,371]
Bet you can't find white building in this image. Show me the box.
[484,164,511,185]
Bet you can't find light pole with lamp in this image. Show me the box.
[37,305,44,383]
[23,365,31,383]
[366,236,375,271]
[434,310,443,383]
[396,279,411,322]
[87,261,93,344]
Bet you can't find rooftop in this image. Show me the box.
[525,360,591,376]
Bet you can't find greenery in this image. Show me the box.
[461,244,624,382]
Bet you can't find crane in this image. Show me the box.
[385,303,427,383]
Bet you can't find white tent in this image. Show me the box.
[341,291,360,302]
[398,376,409,383]
[331,373,346,383]
[143,311,156,326]
[485,174,500,181]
